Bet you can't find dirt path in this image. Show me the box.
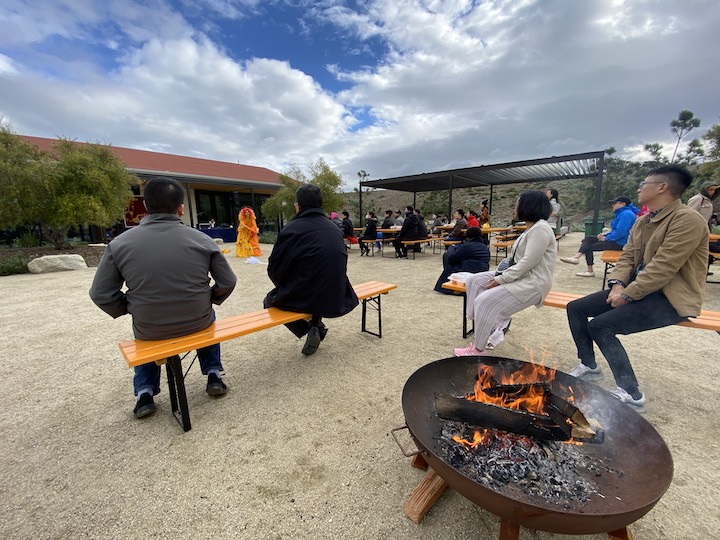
[0,233,717,539]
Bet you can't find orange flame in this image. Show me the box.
[452,429,489,449]
[467,363,557,415]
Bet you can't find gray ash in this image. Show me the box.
[438,422,621,507]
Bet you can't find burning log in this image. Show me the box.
[435,388,604,444]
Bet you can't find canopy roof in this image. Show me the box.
[360,151,605,192]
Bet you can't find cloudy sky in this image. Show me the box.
[1,0,718,188]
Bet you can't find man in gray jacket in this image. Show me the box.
[90,179,237,419]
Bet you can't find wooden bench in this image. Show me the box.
[543,290,720,331]
[400,237,435,259]
[441,281,720,338]
[600,250,623,289]
[493,240,515,264]
[119,281,397,431]
[433,239,461,254]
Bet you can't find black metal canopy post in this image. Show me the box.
[591,155,605,235]
[448,174,454,219]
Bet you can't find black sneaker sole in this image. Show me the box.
[206,383,228,396]
[302,329,322,355]
[134,403,157,418]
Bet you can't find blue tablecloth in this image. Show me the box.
[201,228,236,243]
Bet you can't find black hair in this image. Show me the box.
[469,210,477,217]
[647,164,693,196]
[385,209,393,216]
[456,208,465,218]
[295,184,322,209]
[548,188,559,201]
[341,210,349,217]
[516,190,552,222]
[405,205,414,213]
[367,211,376,218]
[143,178,185,214]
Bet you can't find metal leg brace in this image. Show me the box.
[165,354,192,432]
[361,294,384,338]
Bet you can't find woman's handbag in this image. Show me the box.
[495,256,515,275]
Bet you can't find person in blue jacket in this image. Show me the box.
[560,196,640,277]
[434,227,491,293]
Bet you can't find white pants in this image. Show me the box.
[465,271,541,351]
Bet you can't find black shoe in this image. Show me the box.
[302,326,322,355]
[206,373,228,396]
[133,393,157,418]
[318,324,328,341]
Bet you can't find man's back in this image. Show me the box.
[90,213,236,340]
[266,207,358,316]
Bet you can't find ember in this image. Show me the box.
[439,422,622,505]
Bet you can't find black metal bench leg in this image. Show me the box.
[461,293,474,339]
[361,294,383,338]
[166,354,191,432]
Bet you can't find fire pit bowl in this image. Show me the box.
[401,356,673,535]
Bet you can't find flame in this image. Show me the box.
[467,363,557,415]
[452,429,489,449]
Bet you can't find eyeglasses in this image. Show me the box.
[638,180,664,188]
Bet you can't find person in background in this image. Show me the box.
[445,209,468,241]
[90,178,237,419]
[560,197,640,277]
[453,191,556,356]
[360,211,378,256]
[478,200,490,227]
[381,209,395,229]
[546,189,561,234]
[265,185,359,355]
[467,210,480,228]
[566,165,707,410]
[393,209,405,227]
[330,211,343,229]
[341,210,356,248]
[687,182,719,223]
[434,227,490,293]
[394,206,420,258]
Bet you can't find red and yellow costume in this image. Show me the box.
[236,207,262,258]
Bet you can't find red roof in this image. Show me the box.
[21,135,281,187]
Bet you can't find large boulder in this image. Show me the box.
[28,254,88,273]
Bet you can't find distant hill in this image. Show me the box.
[341,179,604,231]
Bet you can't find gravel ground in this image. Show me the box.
[0,232,717,540]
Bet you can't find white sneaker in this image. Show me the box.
[576,271,595,277]
[610,386,647,410]
[569,363,604,381]
[560,257,580,265]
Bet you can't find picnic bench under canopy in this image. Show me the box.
[358,151,606,228]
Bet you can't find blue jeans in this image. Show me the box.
[133,312,223,396]
[567,290,684,394]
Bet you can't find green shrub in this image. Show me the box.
[15,232,40,248]
[0,255,29,276]
[258,232,278,244]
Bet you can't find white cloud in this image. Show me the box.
[0,0,718,188]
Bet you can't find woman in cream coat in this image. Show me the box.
[454,190,557,356]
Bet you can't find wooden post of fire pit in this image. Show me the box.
[404,468,448,523]
[608,527,632,540]
[499,519,519,540]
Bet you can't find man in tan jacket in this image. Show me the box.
[566,165,707,410]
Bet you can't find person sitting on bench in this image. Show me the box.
[560,196,639,277]
[264,184,359,355]
[434,227,490,294]
[565,165,707,410]
[89,178,237,419]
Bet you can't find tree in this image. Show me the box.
[677,138,705,165]
[643,143,667,165]
[670,110,701,163]
[261,157,345,222]
[0,128,140,248]
[697,121,720,183]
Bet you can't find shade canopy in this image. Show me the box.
[358,150,606,227]
[360,151,605,192]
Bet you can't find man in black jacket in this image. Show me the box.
[393,206,420,258]
[264,185,359,355]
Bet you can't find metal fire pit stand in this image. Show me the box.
[402,455,632,540]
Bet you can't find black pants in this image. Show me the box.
[263,298,323,337]
[567,289,684,394]
[577,236,623,265]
